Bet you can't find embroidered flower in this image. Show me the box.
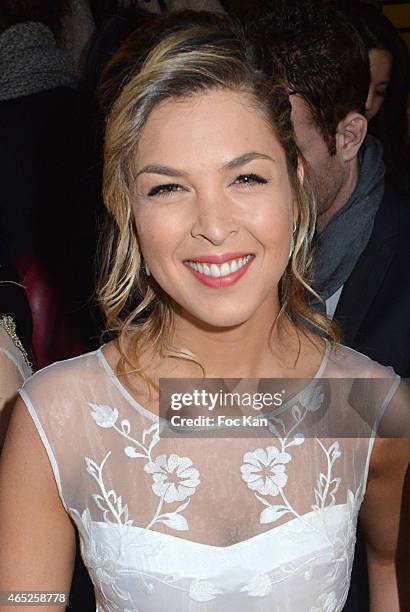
[74,509,123,592]
[241,446,291,496]
[332,488,360,561]
[241,573,272,597]
[89,403,119,428]
[309,590,338,612]
[144,454,200,503]
[298,384,324,412]
[189,579,222,602]
[72,509,156,606]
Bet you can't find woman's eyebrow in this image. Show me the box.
[136,164,186,178]
[135,152,276,178]
[222,152,276,170]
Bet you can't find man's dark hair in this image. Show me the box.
[245,0,370,154]
[0,0,71,41]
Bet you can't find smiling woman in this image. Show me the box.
[0,11,408,612]
[98,18,332,377]
[130,90,299,326]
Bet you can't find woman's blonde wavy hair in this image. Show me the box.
[97,17,337,379]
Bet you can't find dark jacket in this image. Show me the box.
[336,182,410,378]
[339,182,410,612]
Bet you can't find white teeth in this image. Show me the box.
[186,255,253,277]
[210,264,221,278]
[220,262,230,276]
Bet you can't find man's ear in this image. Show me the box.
[335,112,367,162]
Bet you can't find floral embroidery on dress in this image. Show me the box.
[312,441,342,511]
[240,447,291,496]
[189,580,223,602]
[76,402,211,604]
[71,384,365,608]
[87,403,200,533]
[309,590,338,612]
[298,383,325,413]
[85,453,132,525]
[89,403,160,462]
[238,383,358,603]
[71,508,155,611]
[240,573,272,597]
[145,454,200,503]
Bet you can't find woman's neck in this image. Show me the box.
[112,296,325,384]
[170,308,321,380]
[174,319,279,379]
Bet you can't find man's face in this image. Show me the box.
[290,94,347,218]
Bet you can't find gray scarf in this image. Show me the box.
[312,135,385,304]
[0,22,77,102]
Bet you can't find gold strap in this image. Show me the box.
[0,315,33,372]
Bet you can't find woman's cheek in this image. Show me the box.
[136,211,187,262]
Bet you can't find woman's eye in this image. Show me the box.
[147,183,184,197]
[232,173,269,187]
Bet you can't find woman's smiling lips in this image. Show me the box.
[183,253,255,288]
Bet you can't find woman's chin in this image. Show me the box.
[179,304,256,330]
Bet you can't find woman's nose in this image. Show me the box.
[190,193,239,246]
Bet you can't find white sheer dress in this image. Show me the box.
[19,342,401,612]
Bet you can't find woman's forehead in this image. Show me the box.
[134,90,283,168]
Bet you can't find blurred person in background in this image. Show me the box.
[334,1,410,196]
[61,0,96,66]
[87,0,224,26]
[0,250,32,450]
[0,0,98,367]
[0,2,96,608]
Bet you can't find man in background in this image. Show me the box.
[247,0,410,377]
[246,1,410,610]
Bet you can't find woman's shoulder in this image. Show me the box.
[325,342,399,381]
[18,347,113,438]
[21,347,105,398]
